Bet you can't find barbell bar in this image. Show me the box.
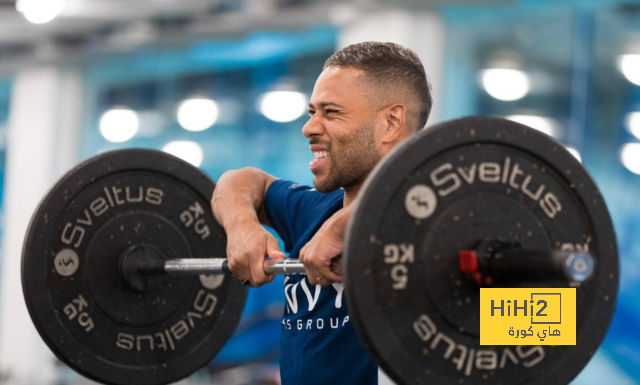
[121,243,594,283]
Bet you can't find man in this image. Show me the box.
[211,41,432,384]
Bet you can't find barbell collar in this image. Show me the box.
[459,247,595,285]
[491,249,595,283]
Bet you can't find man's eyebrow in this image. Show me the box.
[308,101,345,109]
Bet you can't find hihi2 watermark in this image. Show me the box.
[480,288,576,345]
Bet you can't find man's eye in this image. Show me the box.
[326,109,338,114]
[308,110,315,116]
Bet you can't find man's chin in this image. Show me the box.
[312,177,336,193]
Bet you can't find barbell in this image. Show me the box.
[21,116,618,385]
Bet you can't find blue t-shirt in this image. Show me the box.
[264,180,378,385]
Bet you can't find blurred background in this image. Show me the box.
[0,0,639,384]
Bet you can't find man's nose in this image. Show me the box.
[302,117,324,138]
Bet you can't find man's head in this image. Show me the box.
[303,41,433,194]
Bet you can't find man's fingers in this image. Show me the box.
[227,231,286,287]
[330,257,343,275]
[305,264,342,287]
[249,238,274,286]
[268,249,286,259]
[305,265,320,285]
[227,254,249,281]
[262,236,286,277]
[250,255,273,287]
[298,244,308,264]
[266,236,286,260]
[316,266,342,286]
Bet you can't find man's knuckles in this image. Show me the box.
[227,257,240,272]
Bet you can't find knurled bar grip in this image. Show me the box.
[137,258,307,276]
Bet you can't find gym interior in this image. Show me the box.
[0,0,639,384]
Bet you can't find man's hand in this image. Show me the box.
[225,222,286,287]
[299,205,352,287]
[211,168,282,287]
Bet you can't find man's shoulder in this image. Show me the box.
[271,180,344,200]
[267,180,343,219]
[264,180,344,249]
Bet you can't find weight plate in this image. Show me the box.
[344,117,619,385]
[22,149,247,385]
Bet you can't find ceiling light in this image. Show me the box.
[619,54,640,86]
[621,143,640,175]
[177,98,219,132]
[162,141,204,167]
[626,112,640,140]
[328,4,359,25]
[259,91,307,123]
[481,69,530,101]
[99,108,139,143]
[17,0,65,24]
[566,147,582,163]
[506,115,557,138]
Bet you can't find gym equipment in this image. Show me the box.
[22,150,246,385]
[344,117,618,385]
[22,117,618,385]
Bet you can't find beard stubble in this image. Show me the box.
[313,120,380,193]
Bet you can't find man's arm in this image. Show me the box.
[211,167,285,287]
[212,167,275,228]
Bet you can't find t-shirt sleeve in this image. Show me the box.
[264,180,331,252]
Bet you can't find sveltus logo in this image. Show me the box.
[480,288,576,345]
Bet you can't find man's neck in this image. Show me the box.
[342,182,363,207]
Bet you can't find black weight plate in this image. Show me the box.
[344,117,618,385]
[22,149,247,385]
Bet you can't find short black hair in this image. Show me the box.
[324,41,432,131]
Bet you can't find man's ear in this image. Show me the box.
[382,103,407,144]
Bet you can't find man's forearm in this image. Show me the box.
[210,167,283,286]
[211,167,275,230]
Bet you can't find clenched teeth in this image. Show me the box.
[313,151,329,159]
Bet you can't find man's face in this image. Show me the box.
[303,66,381,193]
